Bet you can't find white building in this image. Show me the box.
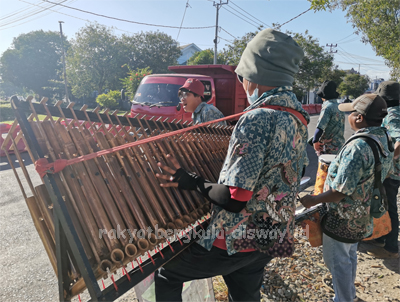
[177,43,202,65]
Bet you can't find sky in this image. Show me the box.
[0,0,391,81]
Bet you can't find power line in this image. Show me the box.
[221,6,260,29]
[177,0,191,40]
[41,0,215,29]
[219,36,233,44]
[1,0,135,34]
[220,27,237,40]
[0,0,73,28]
[225,3,263,28]
[334,33,355,43]
[229,1,271,28]
[276,8,311,29]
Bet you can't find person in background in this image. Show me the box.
[154,28,308,302]
[313,80,345,155]
[178,78,226,126]
[367,81,400,259]
[301,94,393,302]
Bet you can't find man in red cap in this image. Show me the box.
[178,78,226,125]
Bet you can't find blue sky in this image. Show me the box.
[0,0,391,80]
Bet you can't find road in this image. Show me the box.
[0,114,354,302]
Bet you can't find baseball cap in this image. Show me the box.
[338,94,387,121]
[179,78,204,97]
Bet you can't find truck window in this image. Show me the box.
[201,81,212,102]
[134,84,181,106]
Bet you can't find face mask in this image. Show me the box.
[246,84,259,105]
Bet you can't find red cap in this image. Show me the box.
[179,78,204,97]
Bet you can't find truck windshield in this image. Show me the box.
[133,83,181,106]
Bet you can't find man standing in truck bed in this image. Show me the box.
[178,78,227,126]
[154,28,309,301]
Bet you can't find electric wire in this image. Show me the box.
[229,0,272,28]
[221,6,260,29]
[177,0,190,40]
[276,8,311,29]
[0,0,73,28]
[225,4,263,28]
[40,0,215,29]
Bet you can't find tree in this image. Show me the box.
[219,31,258,65]
[338,73,370,98]
[309,0,400,80]
[0,30,69,99]
[321,68,347,88]
[187,49,225,65]
[290,31,334,94]
[121,31,181,73]
[66,23,126,98]
[120,66,152,98]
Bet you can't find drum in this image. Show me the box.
[314,154,336,195]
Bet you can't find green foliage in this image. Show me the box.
[308,0,400,80]
[219,31,258,65]
[0,102,14,122]
[187,49,225,65]
[338,73,370,98]
[291,30,334,91]
[66,23,125,98]
[321,68,347,88]
[96,90,120,109]
[66,23,181,99]
[0,30,69,99]
[0,81,31,99]
[121,66,152,97]
[120,31,181,73]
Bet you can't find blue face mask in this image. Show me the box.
[246,84,259,105]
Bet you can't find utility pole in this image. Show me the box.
[59,21,70,103]
[213,0,228,65]
[325,43,338,53]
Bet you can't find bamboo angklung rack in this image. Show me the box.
[3,95,236,301]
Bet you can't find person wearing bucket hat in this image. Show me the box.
[178,78,226,126]
[367,81,400,259]
[312,80,345,155]
[154,28,310,302]
[301,94,393,301]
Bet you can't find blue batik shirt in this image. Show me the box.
[382,106,400,180]
[315,99,345,154]
[197,86,310,256]
[192,102,227,126]
[322,127,393,242]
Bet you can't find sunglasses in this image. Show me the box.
[237,75,244,83]
[178,90,191,100]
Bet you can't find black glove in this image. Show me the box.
[172,168,201,190]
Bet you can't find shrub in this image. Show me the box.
[121,66,152,98]
[96,90,120,109]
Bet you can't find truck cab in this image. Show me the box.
[130,65,246,123]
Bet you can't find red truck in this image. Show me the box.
[130,65,247,122]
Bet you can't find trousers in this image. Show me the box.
[154,243,272,302]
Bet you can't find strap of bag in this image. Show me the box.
[339,134,389,213]
[359,137,388,213]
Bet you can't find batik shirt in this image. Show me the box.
[192,102,226,126]
[315,99,345,154]
[382,106,400,180]
[197,86,310,256]
[322,127,393,242]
